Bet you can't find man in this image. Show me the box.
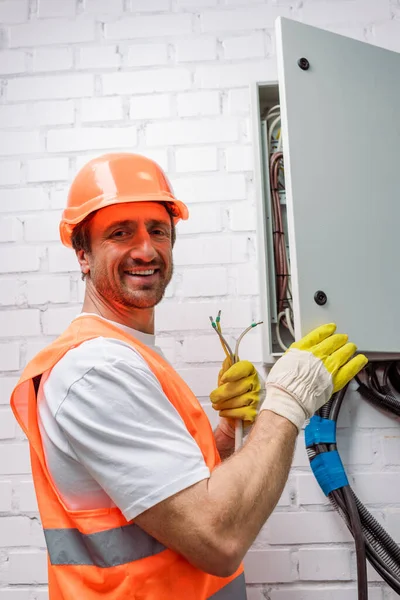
[11,153,367,600]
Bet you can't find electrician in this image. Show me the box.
[10,153,367,600]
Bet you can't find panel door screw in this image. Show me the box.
[314,290,327,306]
[298,57,310,70]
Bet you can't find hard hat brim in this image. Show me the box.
[60,194,189,248]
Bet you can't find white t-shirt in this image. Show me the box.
[37,314,210,521]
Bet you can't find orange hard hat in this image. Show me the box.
[59,152,189,247]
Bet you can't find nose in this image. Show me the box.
[128,228,158,263]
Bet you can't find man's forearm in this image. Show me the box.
[205,410,297,563]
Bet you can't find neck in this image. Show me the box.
[81,286,155,335]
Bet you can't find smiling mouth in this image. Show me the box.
[124,269,160,277]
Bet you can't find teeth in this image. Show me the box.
[126,270,155,276]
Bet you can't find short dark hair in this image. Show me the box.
[71,202,177,255]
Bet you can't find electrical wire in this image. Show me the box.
[209,311,263,450]
[266,105,295,350]
[307,365,400,598]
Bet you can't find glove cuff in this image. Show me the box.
[260,386,306,432]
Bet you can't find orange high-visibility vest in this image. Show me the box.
[11,314,246,600]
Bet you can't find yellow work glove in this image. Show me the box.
[261,323,368,432]
[210,357,262,436]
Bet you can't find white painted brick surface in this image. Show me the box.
[147,117,239,145]
[41,306,81,335]
[265,511,352,544]
[125,43,168,67]
[181,266,228,296]
[298,548,352,581]
[0,377,19,404]
[173,173,246,203]
[15,481,39,512]
[129,0,171,11]
[84,0,124,14]
[244,550,294,583]
[9,19,95,48]
[78,46,120,70]
[177,91,220,117]
[0,161,21,185]
[175,147,218,172]
[235,263,259,295]
[7,550,48,584]
[0,1,28,23]
[227,88,250,114]
[177,204,222,234]
[0,482,12,512]
[105,14,192,39]
[0,407,16,440]
[38,0,76,18]
[30,100,75,126]
[0,1,398,597]
[0,51,26,75]
[47,126,137,152]
[26,277,71,305]
[81,97,124,123]
[200,6,291,32]
[48,246,79,273]
[102,68,191,95]
[382,432,400,464]
[0,189,47,213]
[0,131,42,157]
[222,32,265,60]
[0,309,40,337]
[268,587,383,600]
[0,104,28,129]
[0,217,23,243]
[225,145,253,171]
[195,60,276,88]
[23,213,60,242]
[27,158,69,182]
[129,95,171,120]
[0,343,20,372]
[0,247,42,273]
[229,201,257,230]
[32,48,73,72]
[300,0,390,27]
[175,38,217,62]
[7,74,94,102]
[0,280,23,307]
[0,444,31,475]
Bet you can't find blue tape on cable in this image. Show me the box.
[310,451,349,495]
[305,415,336,446]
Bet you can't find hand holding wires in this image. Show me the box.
[209,310,263,450]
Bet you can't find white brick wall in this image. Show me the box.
[0,1,399,598]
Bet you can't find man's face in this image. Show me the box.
[84,202,173,310]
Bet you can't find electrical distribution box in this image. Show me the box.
[253,17,400,363]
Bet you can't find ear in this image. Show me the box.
[76,249,90,278]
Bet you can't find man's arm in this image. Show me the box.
[136,324,368,578]
[135,409,296,577]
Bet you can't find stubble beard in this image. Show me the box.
[90,260,173,310]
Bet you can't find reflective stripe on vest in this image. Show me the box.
[44,523,166,567]
[208,572,246,599]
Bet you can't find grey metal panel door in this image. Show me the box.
[276,17,400,353]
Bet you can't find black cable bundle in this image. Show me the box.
[306,362,400,599]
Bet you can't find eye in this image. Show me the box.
[111,229,129,239]
[151,228,169,238]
